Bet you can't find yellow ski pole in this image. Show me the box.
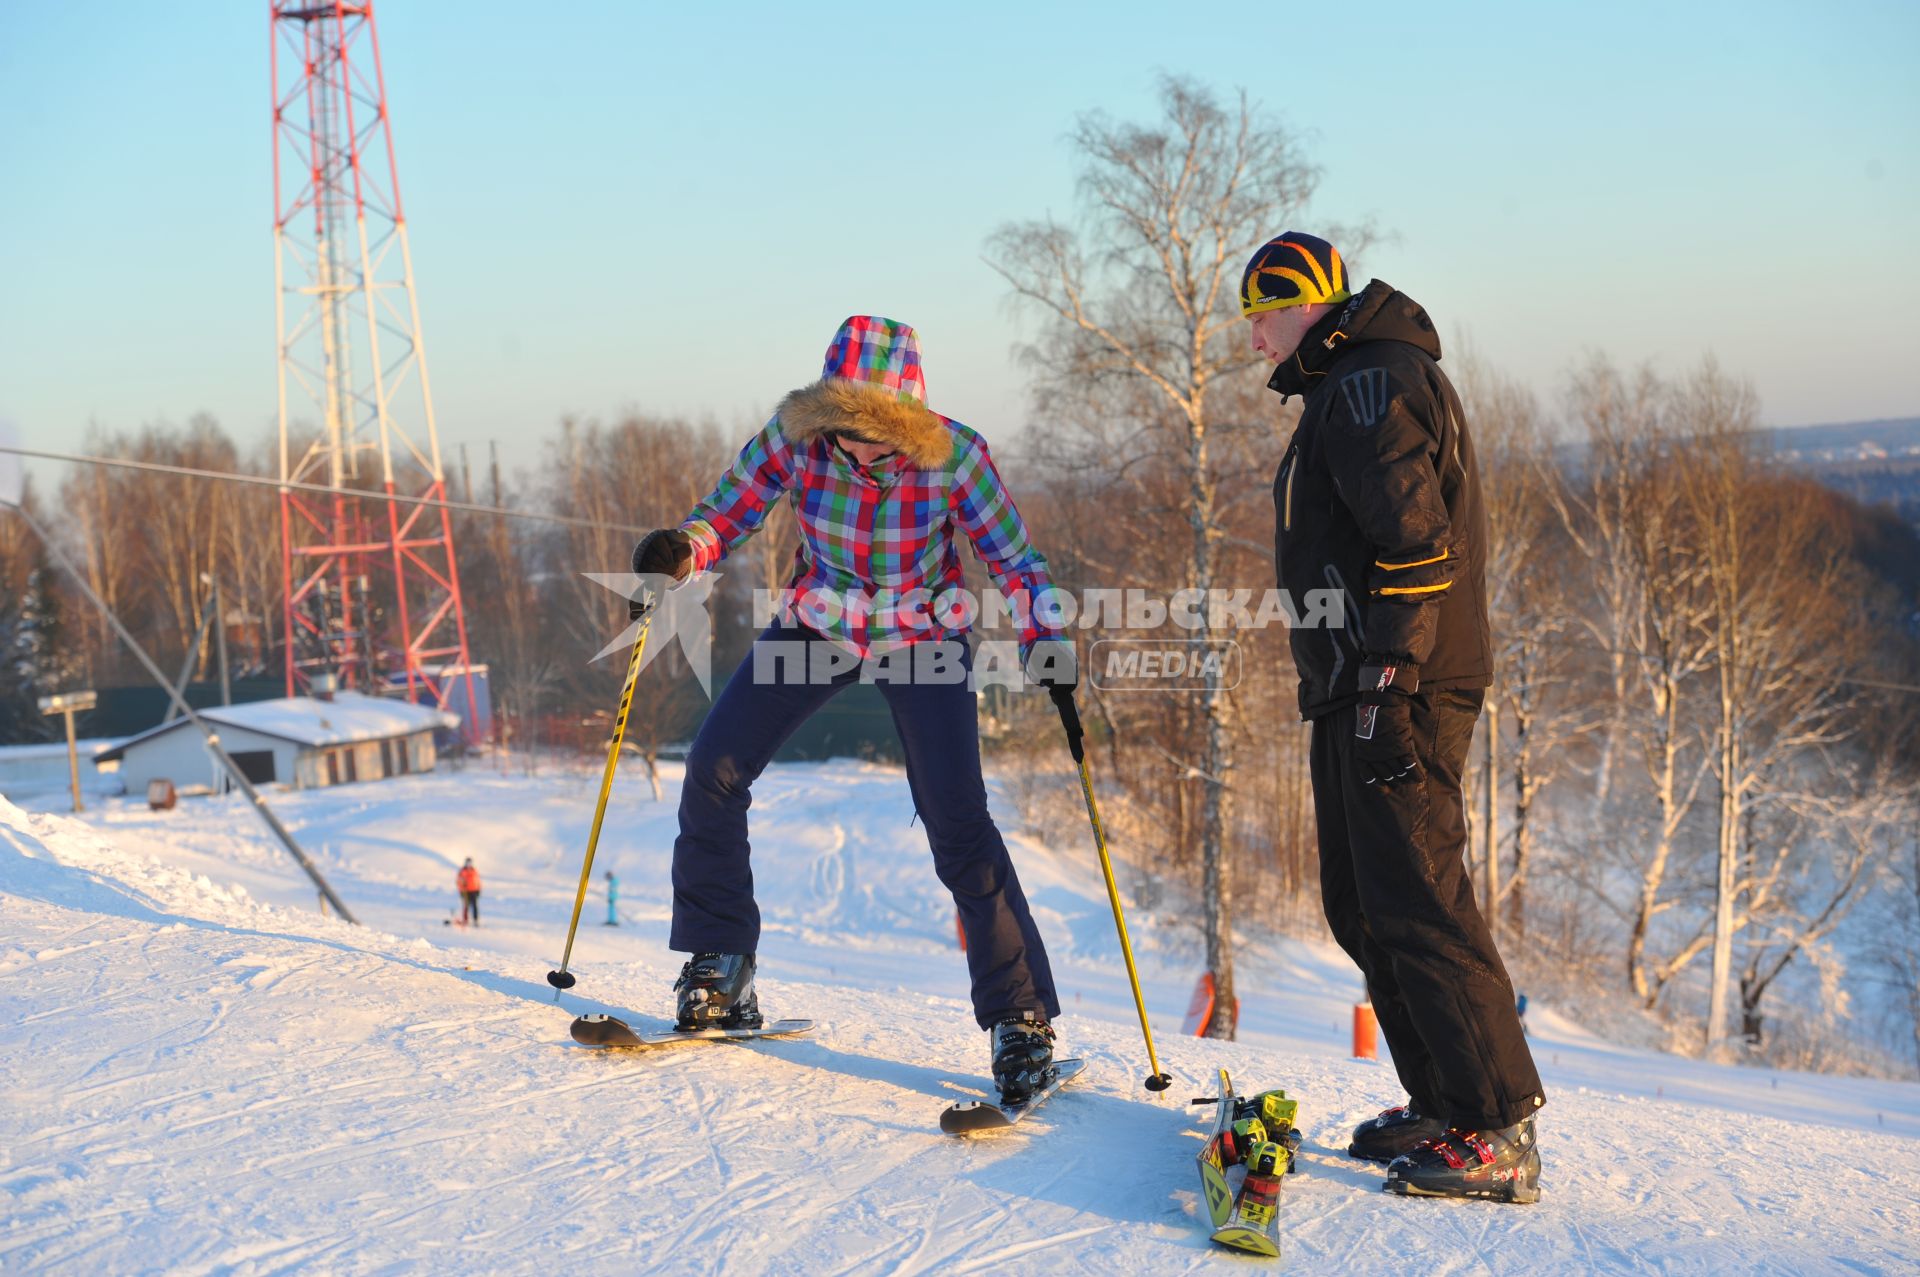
[547,597,657,992]
[1050,684,1172,1092]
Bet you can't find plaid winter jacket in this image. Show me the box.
[681,316,1064,659]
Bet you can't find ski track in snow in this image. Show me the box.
[0,763,1915,1275]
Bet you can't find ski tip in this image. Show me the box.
[939,1103,1012,1136]
[1210,1226,1280,1258]
[569,1014,641,1047]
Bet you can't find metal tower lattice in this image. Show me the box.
[270,1,478,734]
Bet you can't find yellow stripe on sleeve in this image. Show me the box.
[1374,552,1450,572]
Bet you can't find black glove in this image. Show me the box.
[630,529,692,619]
[1024,639,1078,690]
[632,528,693,579]
[1354,662,1420,785]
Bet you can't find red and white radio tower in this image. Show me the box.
[269,2,480,737]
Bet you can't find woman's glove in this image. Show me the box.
[1024,639,1079,690]
[631,528,693,580]
[630,528,693,619]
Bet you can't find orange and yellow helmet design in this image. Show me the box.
[1240,232,1350,316]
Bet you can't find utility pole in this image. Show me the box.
[208,575,232,706]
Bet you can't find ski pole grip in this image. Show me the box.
[1050,684,1085,764]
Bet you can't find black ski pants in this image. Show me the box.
[671,621,1060,1029]
[1310,687,1545,1130]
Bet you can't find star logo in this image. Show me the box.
[581,570,721,697]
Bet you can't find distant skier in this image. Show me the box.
[1247,233,1544,1202]
[456,858,481,928]
[603,870,619,927]
[630,315,1070,1101]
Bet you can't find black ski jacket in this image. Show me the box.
[1267,279,1491,719]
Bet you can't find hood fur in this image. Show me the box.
[777,378,953,470]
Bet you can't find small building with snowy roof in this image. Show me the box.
[94,692,458,794]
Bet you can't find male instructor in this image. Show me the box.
[1246,232,1544,1203]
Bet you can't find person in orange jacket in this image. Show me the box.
[456,858,481,927]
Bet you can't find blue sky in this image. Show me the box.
[2,1,1915,481]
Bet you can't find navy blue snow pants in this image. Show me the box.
[670,621,1061,1029]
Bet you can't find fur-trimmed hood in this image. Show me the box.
[775,378,954,471]
[773,314,955,470]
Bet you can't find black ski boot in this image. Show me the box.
[1383,1119,1540,1203]
[989,1017,1056,1103]
[673,953,763,1030]
[1348,1102,1447,1163]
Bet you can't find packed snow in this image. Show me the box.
[1,758,1915,1275]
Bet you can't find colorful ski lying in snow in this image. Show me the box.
[569,1014,814,1048]
[1194,1066,1300,1259]
[940,1059,1087,1135]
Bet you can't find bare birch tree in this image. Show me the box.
[1617,417,1720,1006]
[1459,351,1593,939]
[986,76,1337,1037]
[1672,363,1859,1052]
[1542,358,1715,1002]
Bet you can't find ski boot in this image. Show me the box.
[1242,1090,1304,1170]
[1349,1102,1446,1163]
[1220,1113,1270,1165]
[1383,1119,1540,1203]
[989,1016,1056,1104]
[673,953,763,1030]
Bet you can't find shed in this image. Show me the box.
[94,692,458,794]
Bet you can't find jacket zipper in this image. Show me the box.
[1279,443,1299,532]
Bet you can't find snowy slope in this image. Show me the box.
[2,763,1917,1276]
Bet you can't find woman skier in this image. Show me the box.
[631,315,1072,1100]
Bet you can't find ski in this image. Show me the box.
[1193,1066,1301,1258]
[569,1014,814,1048]
[939,1059,1087,1135]
[1211,1167,1283,1258]
[1196,1067,1242,1231]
